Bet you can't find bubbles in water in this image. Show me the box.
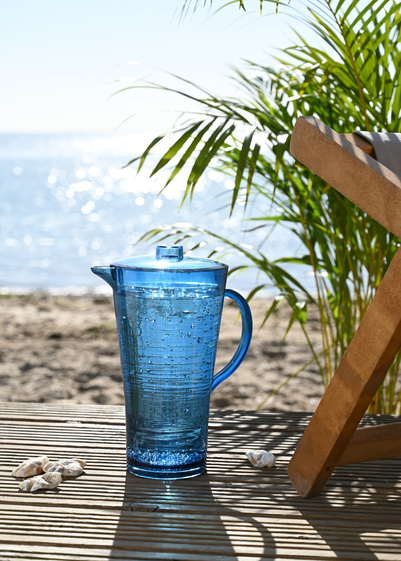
[116,285,223,477]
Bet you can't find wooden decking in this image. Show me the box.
[1,402,401,560]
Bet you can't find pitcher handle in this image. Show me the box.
[212,289,253,392]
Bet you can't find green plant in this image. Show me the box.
[179,1,366,18]
[180,0,279,17]
[122,0,401,413]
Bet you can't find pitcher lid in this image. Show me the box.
[111,245,227,271]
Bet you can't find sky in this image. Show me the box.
[1,0,313,134]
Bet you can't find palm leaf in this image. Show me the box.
[150,121,203,177]
[127,0,401,413]
[231,130,254,215]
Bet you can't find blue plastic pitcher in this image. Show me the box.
[92,245,252,480]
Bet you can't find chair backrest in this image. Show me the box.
[290,116,401,237]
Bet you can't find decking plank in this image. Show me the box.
[0,403,400,559]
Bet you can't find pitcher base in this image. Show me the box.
[126,449,206,480]
[127,463,205,480]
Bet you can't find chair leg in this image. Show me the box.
[287,246,401,498]
[337,422,401,466]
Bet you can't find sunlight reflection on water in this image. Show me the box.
[0,133,312,294]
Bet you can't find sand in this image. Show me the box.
[0,293,324,412]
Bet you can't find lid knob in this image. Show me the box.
[156,245,184,262]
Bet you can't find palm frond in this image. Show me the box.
[125,0,401,413]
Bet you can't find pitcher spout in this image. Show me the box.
[91,266,118,291]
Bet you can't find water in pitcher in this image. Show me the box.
[113,284,224,479]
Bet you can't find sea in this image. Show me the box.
[0,133,312,296]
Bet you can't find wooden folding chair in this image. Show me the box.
[287,116,401,498]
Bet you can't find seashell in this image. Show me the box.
[43,458,86,476]
[12,456,49,478]
[32,472,63,491]
[19,478,37,492]
[246,450,276,468]
[19,472,62,492]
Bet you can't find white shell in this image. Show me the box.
[246,450,276,468]
[43,458,86,476]
[19,478,36,492]
[12,456,49,478]
[18,472,63,492]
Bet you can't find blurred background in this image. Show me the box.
[1,0,313,294]
[0,1,325,412]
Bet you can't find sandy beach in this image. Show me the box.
[0,293,324,412]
